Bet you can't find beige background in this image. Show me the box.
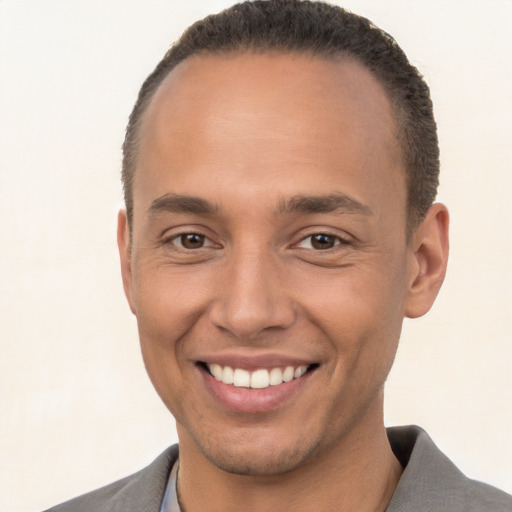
[1,1,511,511]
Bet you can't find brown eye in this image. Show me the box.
[310,234,337,250]
[180,233,205,249]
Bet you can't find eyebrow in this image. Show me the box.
[276,193,373,216]
[147,192,372,218]
[148,193,219,216]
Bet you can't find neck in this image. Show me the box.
[176,408,402,512]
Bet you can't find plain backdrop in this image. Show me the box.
[1,1,511,511]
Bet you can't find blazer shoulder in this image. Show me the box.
[463,479,512,511]
[387,426,512,511]
[43,445,179,512]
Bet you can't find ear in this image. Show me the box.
[405,203,449,318]
[117,209,137,315]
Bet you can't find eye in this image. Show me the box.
[297,233,346,250]
[179,233,205,249]
[167,232,214,250]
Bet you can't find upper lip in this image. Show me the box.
[196,352,317,371]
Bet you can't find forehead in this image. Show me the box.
[134,52,404,218]
[140,51,399,149]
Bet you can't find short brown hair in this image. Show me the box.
[122,0,439,230]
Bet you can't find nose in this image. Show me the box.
[209,248,296,340]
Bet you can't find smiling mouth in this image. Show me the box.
[202,363,318,389]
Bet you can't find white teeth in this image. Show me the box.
[233,368,251,387]
[269,367,283,385]
[282,366,294,382]
[210,363,223,380]
[222,365,234,385]
[294,365,307,378]
[207,363,310,389]
[251,369,270,389]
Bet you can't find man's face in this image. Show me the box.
[121,53,416,475]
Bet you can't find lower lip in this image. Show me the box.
[199,366,312,414]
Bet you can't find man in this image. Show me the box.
[45,1,512,511]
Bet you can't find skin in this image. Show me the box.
[118,53,449,511]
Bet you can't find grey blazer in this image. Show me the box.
[45,427,512,511]
[45,445,177,512]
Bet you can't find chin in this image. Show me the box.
[194,429,321,476]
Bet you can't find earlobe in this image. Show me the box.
[117,209,137,315]
[405,203,449,319]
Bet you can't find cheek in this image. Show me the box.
[299,255,408,356]
[132,264,210,341]
[130,269,203,394]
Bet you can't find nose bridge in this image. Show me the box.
[210,241,295,339]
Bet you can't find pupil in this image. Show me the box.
[182,233,204,249]
[312,234,334,249]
